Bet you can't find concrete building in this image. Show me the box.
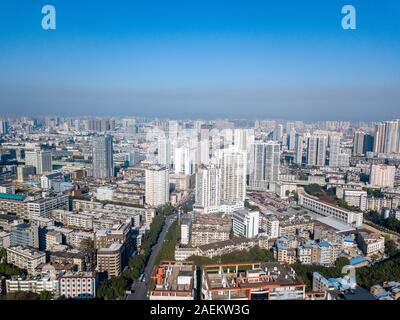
[293,134,303,165]
[370,164,395,188]
[10,223,39,249]
[180,218,191,246]
[25,150,52,175]
[27,194,69,219]
[157,138,171,167]
[298,192,363,227]
[148,261,196,300]
[7,246,46,274]
[0,230,11,248]
[194,164,221,213]
[201,262,305,300]
[0,119,9,135]
[232,209,259,238]
[17,165,36,182]
[0,194,28,217]
[190,213,231,247]
[96,186,115,201]
[218,148,247,212]
[92,135,114,179]
[96,243,123,278]
[344,190,368,211]
[328,136,341,167]
[58,271,97,299]
[6,275,59,296]
[265,215,280,239]
[307,135,327,167]
[145,165,170,207]
[51,210,94,230]
[356,231,385,257]
[249,141,280,190]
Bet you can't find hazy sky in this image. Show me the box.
[0,0,399,120]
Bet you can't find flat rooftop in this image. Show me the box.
[203,262,304,292]
[149,261,195,296]
[0,193,26,201]
[314,216,355,233]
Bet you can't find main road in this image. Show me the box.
[126,212,177,300]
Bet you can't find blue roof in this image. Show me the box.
[319,241,331,248]
[0,193,26,201]
[350,257,369,266]
[344,236,354,242]
[375,291,390,298]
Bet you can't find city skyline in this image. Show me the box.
[0,0,400,120]
[1,1,400,306]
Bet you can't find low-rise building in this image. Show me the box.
[148,261,196,300]
[201,262,305,300]
[278,215,314,238]
[58,271,97,299]
[197,237,257,258]
[190,213,231,247]
[6,275,59,295]
[356,231,385,257]
[50,210,94,230]
[7,246,46,274]
[174,246,200,261]
[298,192,363,227]
[0,230,11,248]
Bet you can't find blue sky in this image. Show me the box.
[0,0,399,120]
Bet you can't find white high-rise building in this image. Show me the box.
[158,138,171,167]
[168,121,179,140]
[273,124,283,142]
[306,136,318,166]
[174,147,192,175]
[294,134,303,165]
[232,209,259,238]
[316,136,327,167]
[249,141,280,189]
[329,136,341,167]
[129,148,140,166]
[383,120,399,154]
[145,165,170,207]
[199,139,210,165]
[307,135,327,167]
[288,128,296,151]
[373,123,386,154]
[221,128,234,148]
[373,119,400,154]
[180,218,191,245]
[233,129,248,151]
[194,164,221,214]
[25,150,52,175]
[338,153,350,167]
[218,148,247,212]
[266,216,279,239]
[370,164,395,188]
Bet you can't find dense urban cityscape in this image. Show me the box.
[0,116,400,301]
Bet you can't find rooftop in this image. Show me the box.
[149,261,195,298]
[0,193,26,201]
[203,262,304,295]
